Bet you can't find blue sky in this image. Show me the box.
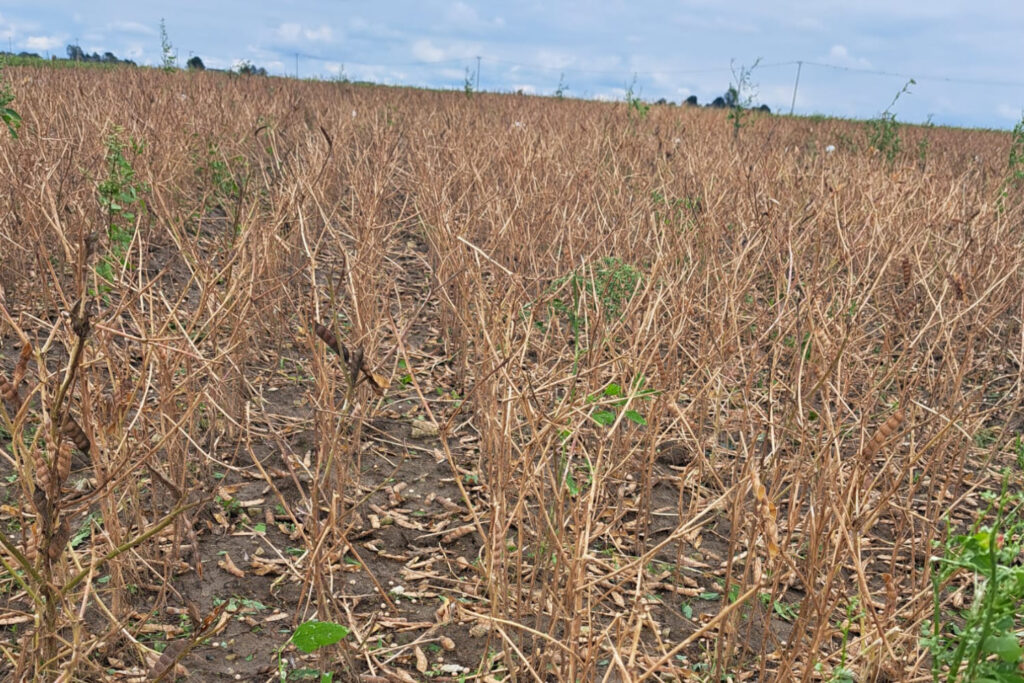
[2,1,1023,129]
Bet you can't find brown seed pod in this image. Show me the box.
[55,442,72,488]
[349,347,363,386]
[901,257,912,289]
[60,417,91,454]
[34,453,52,496]
[862,409,906,462]
[314,322,349,361]
[314,321,387,395]
[13,342,31,388]
[47,517,72,561]
[0,375,18,407]
[24,527,40,565]
[146,640,189,682]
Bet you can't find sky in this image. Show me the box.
[1,1,1023,129]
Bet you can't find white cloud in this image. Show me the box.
[410,39,481,65]
[276,22,332,43]
[996,104,1024,122]
[595,89,626,102]
[0,13,15,41]
[827,44,871,68]
[446,3,504,29]
[412,39,445,62]
[24,35,63,51]
[448,2,479,26]
[108,21,155,36]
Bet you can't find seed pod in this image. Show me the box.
[862,409,906,462]
[146,640,189,682]
[0,375,18,407]
[55,442,72,488]
[314,322,349,361]
[315,321,387,395]
[61,417,91,453]
[901,257,912,289]
[34,452,52,496]
[48,517,72,561]
[13,342,31,388]
[349,347,363,386]
[25,528,40,565]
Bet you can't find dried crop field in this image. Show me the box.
[1,66,1023,681]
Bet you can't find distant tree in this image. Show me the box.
[236,61,267,76]
[683,95,698,106]
[66,44,84,62]
[102,52,118,63]
[187,56,205,71]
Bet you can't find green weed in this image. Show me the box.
[96,126,148,288]
[1008,114,1024,189]
[625,75,650,120]
[533,257,643,341]
[159,19,177,72]
[0,61,20,139]
[726,58,761,141]
[865,79,914,166]
[922,479,1024,681]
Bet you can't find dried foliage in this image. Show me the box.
[0,65,1022,681]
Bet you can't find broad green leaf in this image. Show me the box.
[591,410,616,427]
[983,633,1022,662]
[291,621,350,654]
[624,410,647,426]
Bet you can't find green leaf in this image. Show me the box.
[290,621,350,653]
[591,410,616,427]
[624,410,647,426]
[565,470,579,496]
[604,383,621,397]
[983,633,1022,662]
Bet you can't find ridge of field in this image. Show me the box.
[1,66,1022,681]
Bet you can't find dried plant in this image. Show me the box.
[0,63,1021,681]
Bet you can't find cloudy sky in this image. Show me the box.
[2,1,1023,129]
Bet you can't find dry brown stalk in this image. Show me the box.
[0,64,1020,681]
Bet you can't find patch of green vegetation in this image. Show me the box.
[865,79,914,166]
[625,75,650,121]
[529,256,643,344]
[95,126,148,289]
[0,60,21,139]
[921,480,1024,681]
[1008,113,1024,189]
[726,58,761,140]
